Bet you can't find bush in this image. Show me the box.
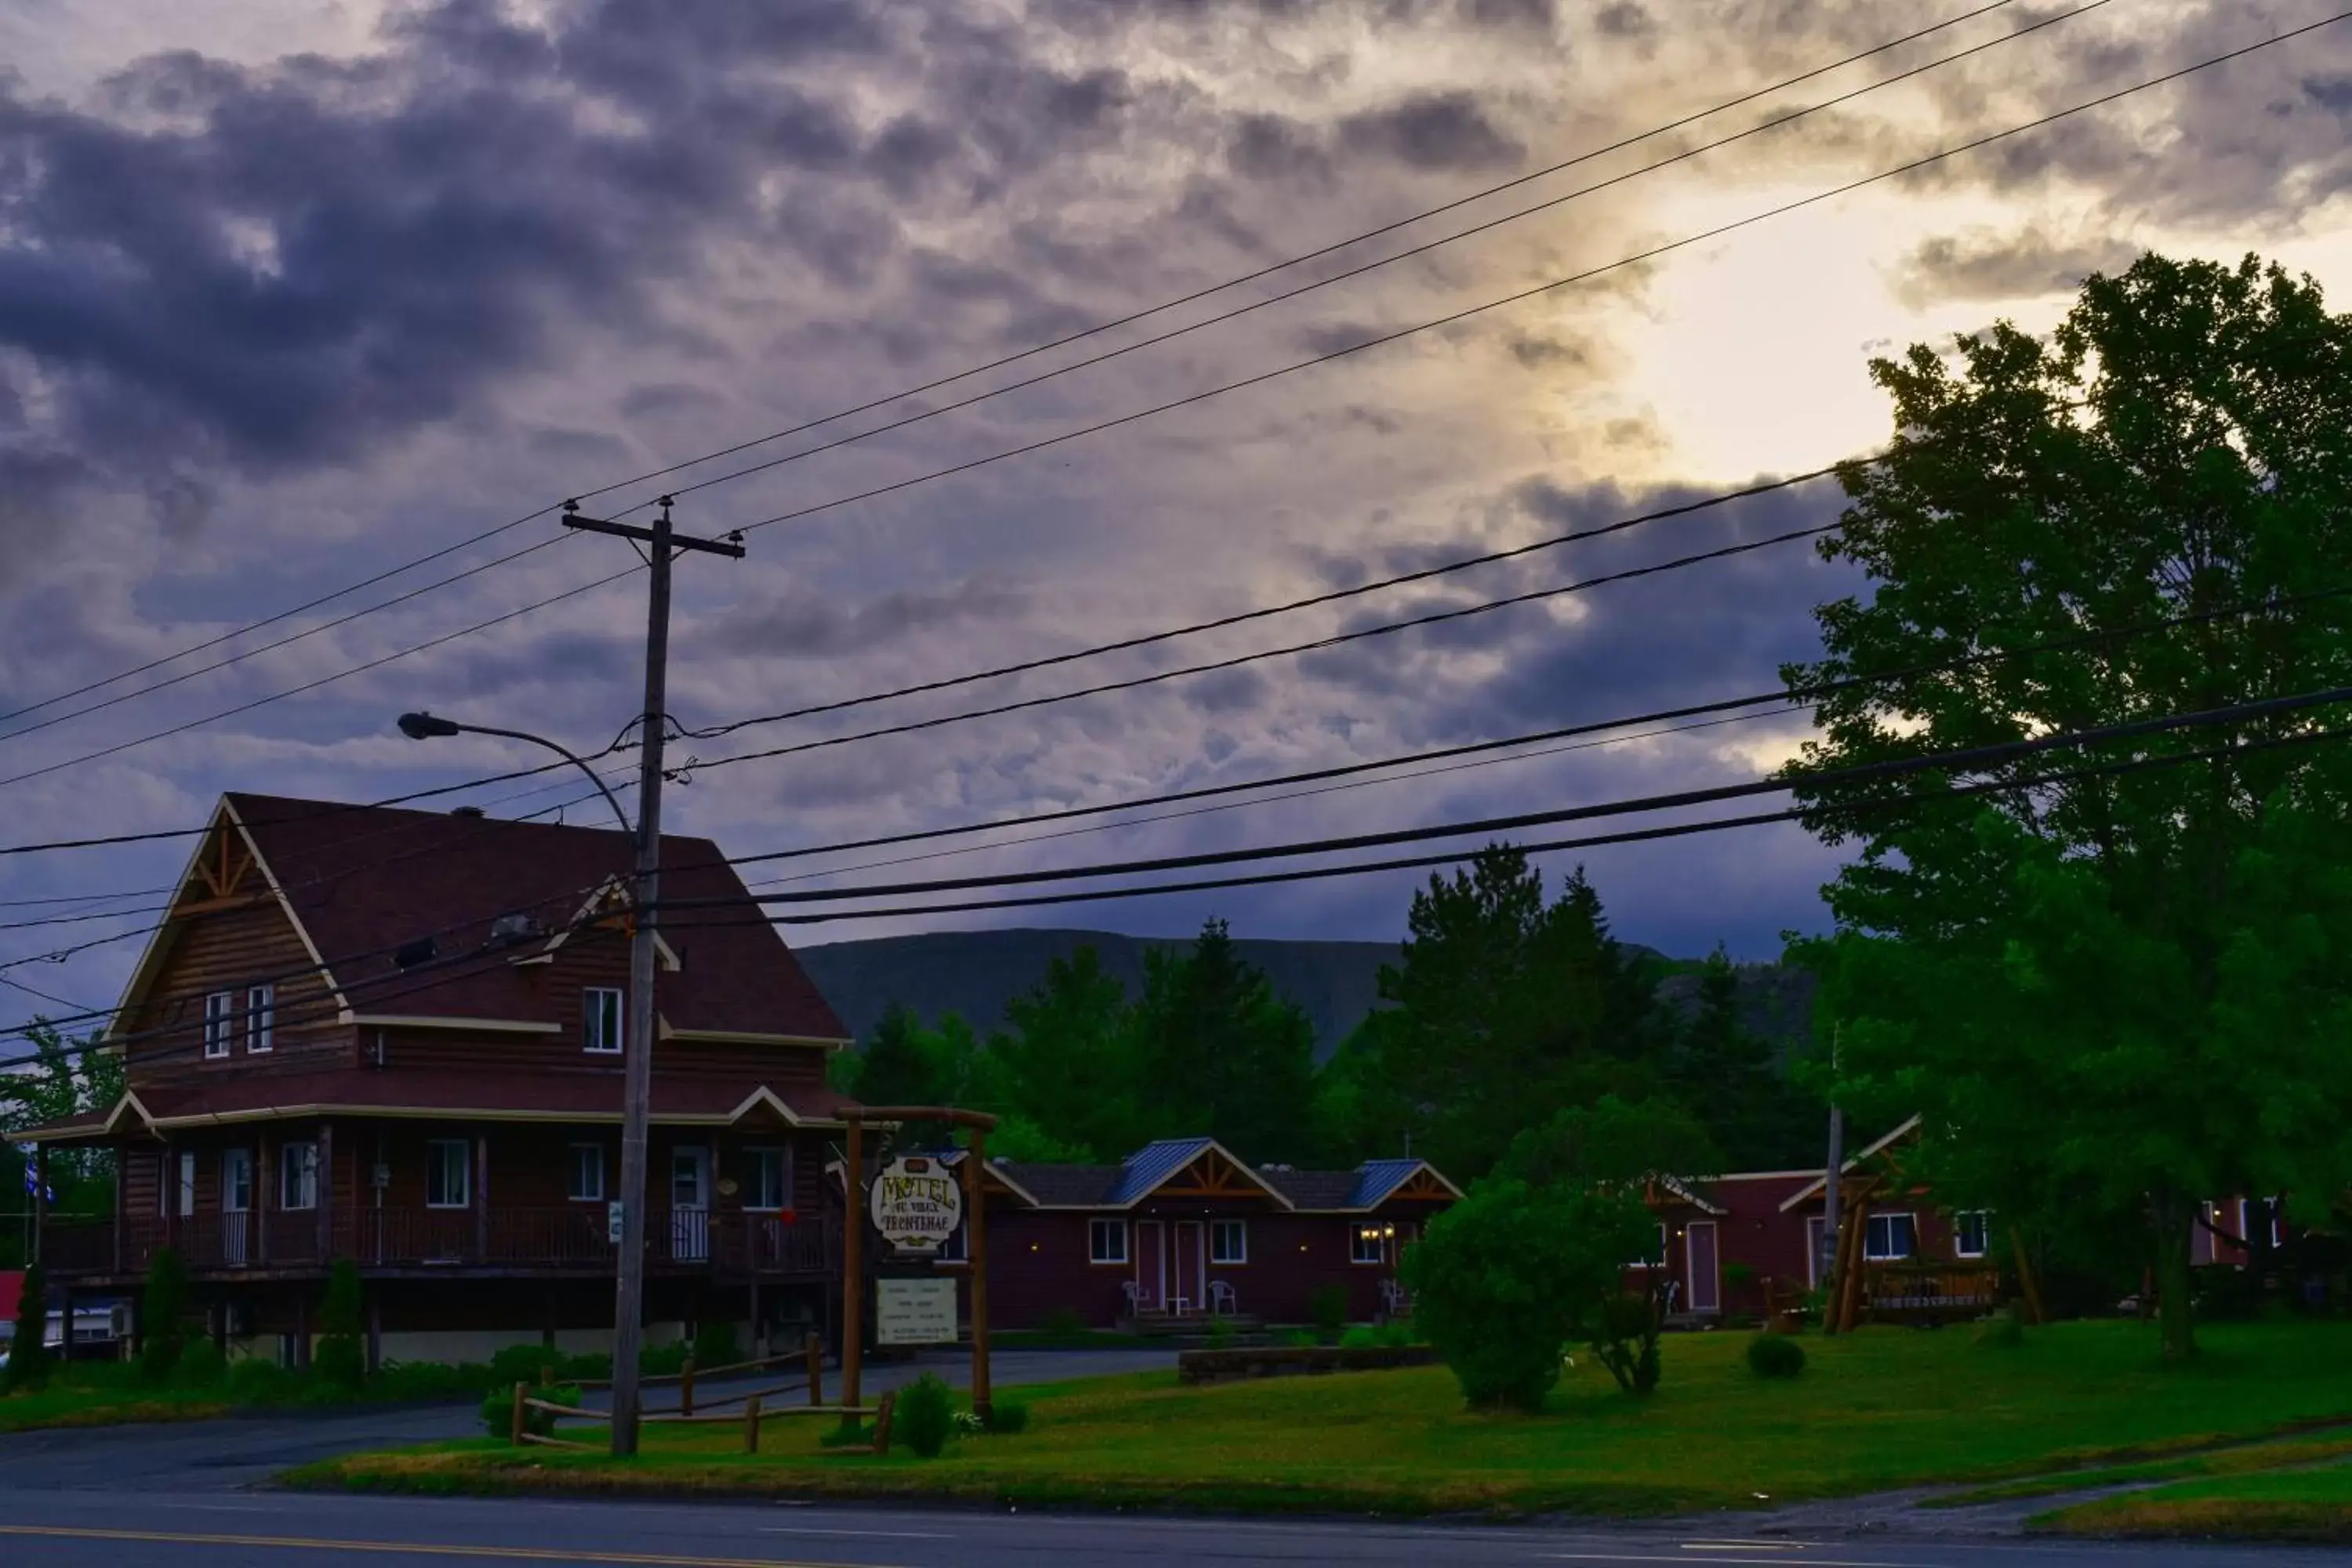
[4,1261,49,1392]
[1338,1325,1380,1349]
[1746,1334,1806,1378]
[138,1248,191,1385]
[480,1381,579,1440]
[1281,1327,1320,1348]
[692,1319,741,1370]
[1376,1319,1420,1348]
[893,1373,956,1458]
[640,1342,689,1377]
[1035,1308,1088,1342]
[487,1343,566,1390]
[172,1338,227,1388]
[984,1399,1029,1435]
[225,1356,296,1406]
[1204,1316,1236,1350]
[1308,1284,1348,1344]
[314,1260,366,1390]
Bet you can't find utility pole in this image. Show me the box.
[562,497,743,1457]
[1820,1022,1845,1308]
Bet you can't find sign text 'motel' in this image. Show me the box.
[868,1154,964,1254]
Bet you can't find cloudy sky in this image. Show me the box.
[0,0,2347,1037]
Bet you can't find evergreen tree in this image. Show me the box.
[139,1247,190,1385]
[4,1261,49,1391]
[1131,920,1316,1162]
[1666,949,1821,1170]
[990,946,1141,1160]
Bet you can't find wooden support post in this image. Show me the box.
[805,1331,822,1406]
[840,1113,863,1432]
[870,1390,895,1454]
[681,1350,695,1417]
[1835,1180,1876,1334]
[964,1127,992,1425]
[2011,1226,2047,1326]
[743,1396,763,1455]
[510,1382,527,1446]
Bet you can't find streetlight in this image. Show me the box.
[394,712,632,835]
[394,709,655,1444]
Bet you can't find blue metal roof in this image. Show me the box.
[1346,1158,1429,1210]
[1105,1138,1218,1207]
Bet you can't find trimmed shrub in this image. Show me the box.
[314,1260,365,1390]
[640,1342,689,1377]
[225,1356,296,1406]
[138,1248,191,1385]
[1746,1334,1806,1379]
[893,1373,956,1458]
[1308,1285,1348,1344]
[487,1343,565,1389]
[692,1319,741,1371]
[1338,1325,1380,1349]
[4,1261,50,1392]
[1203,1316,1236,1350]
[172,1338,228,1388]
[984,1399,1029,1435]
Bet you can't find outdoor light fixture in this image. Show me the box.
[390,710,631,835]
[397,710,463,740]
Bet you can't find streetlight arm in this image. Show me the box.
[396,713,633,838]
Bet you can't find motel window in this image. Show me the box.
[1210,1219,1247,1265]
[203,992,234,1059]
[245,984,274,1053]
[1954,1210,1990,1259]
[744,1149,789,1212]
[1865,1212,1917,1261]
[568,1145,604,1203]
[427,1139,473,1209]
[1352,1223,1394,1266]
[1088,1218,1128,1265]
[583,988,625,1054]
[278,1142,319,1211]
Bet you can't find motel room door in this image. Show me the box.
[1171,1221,1205,1316]
[1134,1220,1167,1312]
[1686,1220,1721,1315]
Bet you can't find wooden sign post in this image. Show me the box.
[838,1105,997,1432]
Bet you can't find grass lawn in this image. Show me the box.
[0,1380,229,1433]
[290,1319,2352,1518]
[2034,1461,2352,1541]
[1923,1428,2352,1508]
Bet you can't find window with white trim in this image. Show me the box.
[1352,1222,1394,1265]
[245,984,274,1053]
[1088,1218,1128,1265]
[1953,1210,1990,1259]
[203,992,234,1058]
[174,1151,195,1218]
[583,987,624,1054]
[568,1144,604,1203]
[744,1148,789,1212]
[278,1142,318,1211]
[1210,1218,1247,1265]
[1865,1212,1917,1261]
[426,1139,472,1209]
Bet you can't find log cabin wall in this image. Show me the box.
[124,894,349,1085]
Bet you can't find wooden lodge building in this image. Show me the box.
[10,794,857,1366]
[935,1139,1464,1331]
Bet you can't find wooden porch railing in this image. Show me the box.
[1861,1262,2002,1316]
[41,1209,838,1276]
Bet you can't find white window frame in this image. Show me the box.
[1351,1222,1392,1266]
[1864,1211,1918,1262]
[1088,1218,1128,1265]
[567,1144,604,1203]
[245,984,274,1053]
[742,1148,788,1213]
[1953,1210,1990,1260]
[203,991,234,1059]
[171,1150,196,1218]
[278,1142,319,1212]
[1210,1218,1247,1265]
[583,988,624,1054]
[426,1138,472,1210]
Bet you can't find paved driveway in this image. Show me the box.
[0,1348,1174,1493]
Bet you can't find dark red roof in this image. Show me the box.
[224,793,846,1043]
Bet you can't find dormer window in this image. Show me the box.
[584,987,624,1054]
[203,993,234,1059]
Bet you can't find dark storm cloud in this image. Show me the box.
[1892,227,2142,308]
[1592,1,1653,38]
[1336,91,1524,174]
[685,577,1029,662]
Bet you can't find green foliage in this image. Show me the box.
[991,946,1145,1161]
[487,1343,566,1390]
[1782,253,2352,1364]
[371,1359,485,1399]
[0,1025,125,1233]
[818,1419,877,1449]
[1308,1284,1348,1343]
[1724,1263,1756,1288]
[692,1319,741,1371]
[1339,1325,1381,1349]
[894,1373,956,1458]
[1281,1328,1320,1348]
[172,1338,227,1388]
[138,1247,190,1385]
[1404,1176,1648,1411]
[1130,920,1318,1163]
[4,1262,49,1392]
[225,1356,295,1405]
[1664,953,1830,1172]
[1352,849,1675,1178]
[481,1381,579,1440]
[638,1342,690,1377]
[1204,1316,1236,1350]
[314,1260,365,1389]
[1747,1335,1807,1378]
[983,1399,1030,1435]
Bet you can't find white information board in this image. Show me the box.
[877,1278,960,1346]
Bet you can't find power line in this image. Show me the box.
[655,1,2106,516]
[0,1,2027,742]
[677,466,1849,745]
[681,522,1841,778]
